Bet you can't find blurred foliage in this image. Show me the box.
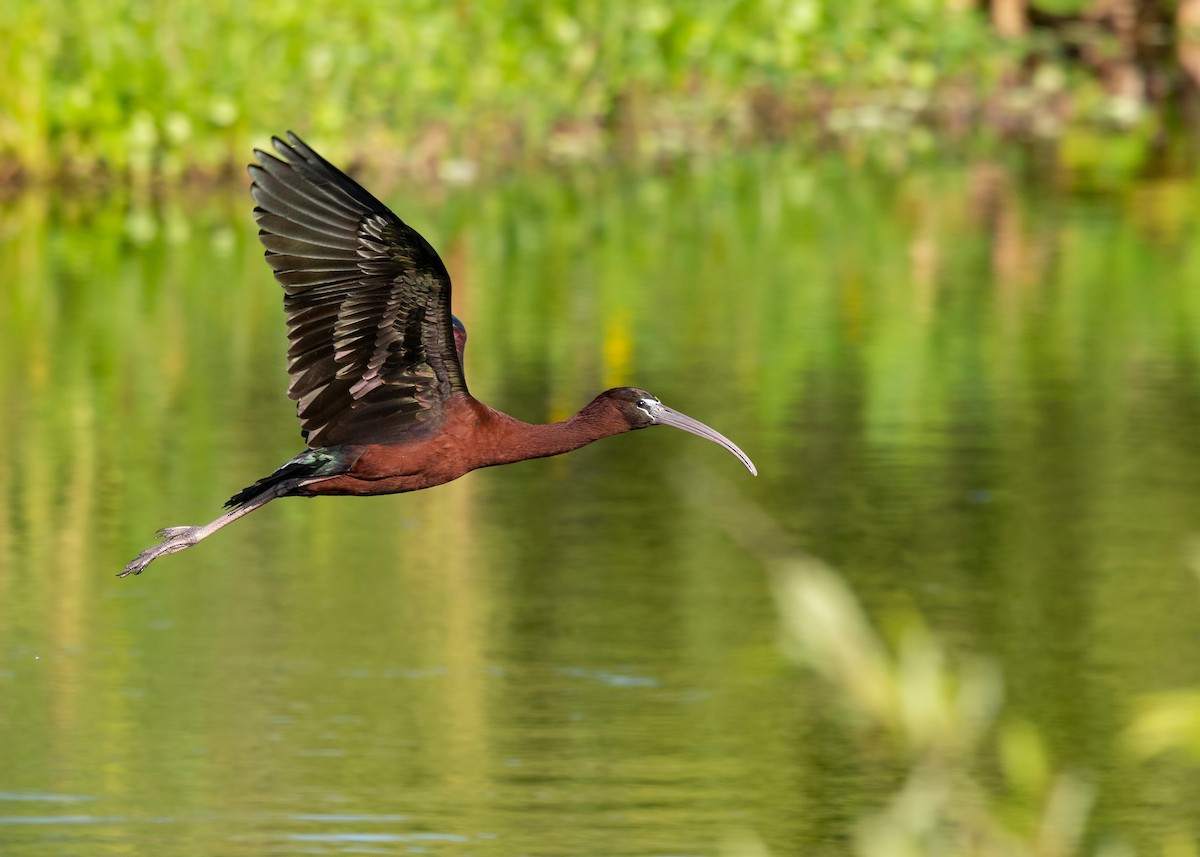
[707,491,1200,856]
[775,558,1096,857]
[769,553,1200,856]
[0,0,1195,183]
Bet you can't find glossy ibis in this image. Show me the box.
[121,133,756,577]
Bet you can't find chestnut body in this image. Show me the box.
[304,393,637,497]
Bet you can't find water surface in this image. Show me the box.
[1,149,1199,854]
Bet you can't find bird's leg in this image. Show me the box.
[120,482,293,577]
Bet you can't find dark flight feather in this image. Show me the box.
[248,132,467,447]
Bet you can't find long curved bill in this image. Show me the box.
[651,403,758,476]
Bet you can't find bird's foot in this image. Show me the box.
[120,526,201,577]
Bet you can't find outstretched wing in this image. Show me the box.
[248,132,467,448]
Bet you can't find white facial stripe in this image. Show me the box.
[636,397,661,421]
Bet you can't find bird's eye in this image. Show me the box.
[636,398,658,419]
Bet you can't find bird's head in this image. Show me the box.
[596,387,757,475]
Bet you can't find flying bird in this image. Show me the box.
[122,133,756,577]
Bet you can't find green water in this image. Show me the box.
[2,149,1200,855]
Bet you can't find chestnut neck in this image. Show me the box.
[480,396,633,467]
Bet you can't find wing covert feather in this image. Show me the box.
[249,132,467,448]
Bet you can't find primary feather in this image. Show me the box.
[248,132,467,447]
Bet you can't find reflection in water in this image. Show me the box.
[1,150,1200,854]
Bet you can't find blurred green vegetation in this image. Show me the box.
[776,557,1097,857]
[1,0,1196,183]
[704,484,1200,856]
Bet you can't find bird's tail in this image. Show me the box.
[224,448,353,509]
